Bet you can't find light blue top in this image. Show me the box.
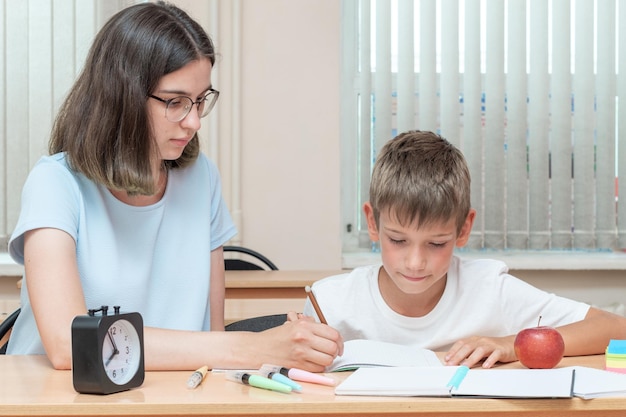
[7,152,236,354]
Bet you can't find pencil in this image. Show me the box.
[305,285,328,324]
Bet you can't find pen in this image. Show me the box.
[259,364,303,392]
[305,285,327,324]
[225,371,292,393]
[187,365,209,389]
[260,363,335,386]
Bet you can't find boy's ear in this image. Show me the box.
[456,209,476,247]
[363,202,380,242]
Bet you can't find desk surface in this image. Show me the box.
[222,270,346,323]
[224,270,346,288]
[1,354,625,417]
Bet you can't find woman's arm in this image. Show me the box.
[24,228,343,371]
[143,317,342,371]
[24,228,87,369]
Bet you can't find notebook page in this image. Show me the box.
[336,366,575,398]
[327,339,443,372]
[453,368,574,398]
[335,366,458,396]
[569,366,626,399]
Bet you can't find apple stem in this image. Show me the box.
[537,316,542,327]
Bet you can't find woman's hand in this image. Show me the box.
[254,314,344,372]
[286,311,306,321]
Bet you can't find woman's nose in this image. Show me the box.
[180,106,202,130]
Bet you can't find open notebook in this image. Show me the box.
[335,365,626,399]
[327,339,442,372]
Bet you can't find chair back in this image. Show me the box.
[223,246,278,270]
[225,314,287,332]
[0,308,20,354]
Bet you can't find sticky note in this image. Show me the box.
[607,340,626,355]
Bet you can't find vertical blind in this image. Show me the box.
[341,0,626,252]
[0,1,133,252]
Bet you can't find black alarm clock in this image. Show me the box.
[71,306,145,394]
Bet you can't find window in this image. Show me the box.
[341,0,625,254]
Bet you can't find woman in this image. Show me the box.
[7,1,342,371]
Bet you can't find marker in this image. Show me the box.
[225,371,292,393]
[260,363,335,386]
[259,364,302,392]
[305,285,327,324]
[187,365,209,389]
[446,365,469,390]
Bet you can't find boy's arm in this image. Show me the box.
[557,307,626,356]
[445,307,626,368]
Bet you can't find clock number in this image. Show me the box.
[105,329,120,367]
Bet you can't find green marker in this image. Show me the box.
[226,371,292,393]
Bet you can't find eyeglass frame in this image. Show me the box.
[148,88,219,122]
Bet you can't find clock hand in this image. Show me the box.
[105,329,120,367]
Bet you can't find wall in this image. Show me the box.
[236,0,342,270]
[171,0,343,270]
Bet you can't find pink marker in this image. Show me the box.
[261,364,335,386]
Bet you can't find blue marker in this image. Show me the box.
[225,371,292,393]
[446,365,469,390]
[259,364,303,392]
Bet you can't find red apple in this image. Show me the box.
[514,317,565,369]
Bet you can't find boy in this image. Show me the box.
[304,130,626,368]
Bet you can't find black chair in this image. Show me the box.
[0,307,20,354]
[222,246,281,331]
[225,313,287,332]
[223,245,278,271]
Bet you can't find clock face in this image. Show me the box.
[101,318,142,385]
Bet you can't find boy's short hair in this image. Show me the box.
[369,130,471,233]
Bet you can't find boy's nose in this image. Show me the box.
[406,248,426,271]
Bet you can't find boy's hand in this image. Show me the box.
[444,335,517,368]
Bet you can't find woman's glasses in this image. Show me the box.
[149,89,219,122]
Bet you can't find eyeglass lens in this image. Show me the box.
[166,92,217,122]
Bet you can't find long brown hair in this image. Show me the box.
[49,1,216,195]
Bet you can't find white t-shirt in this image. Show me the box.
[7,152,236,354]
[303,256,590,351]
